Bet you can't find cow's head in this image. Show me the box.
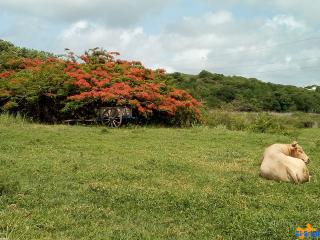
[290,141,310,164]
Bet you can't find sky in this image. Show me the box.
[0,0,319,86]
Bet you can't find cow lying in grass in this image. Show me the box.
[260,141,310,183]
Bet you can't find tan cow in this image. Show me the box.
[259,141,310,183]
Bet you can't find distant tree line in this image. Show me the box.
[167,70,320,113]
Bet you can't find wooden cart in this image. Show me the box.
[64,106,133,127]
[98,106,133,127]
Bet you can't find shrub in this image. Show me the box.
[0,48,201,126]
[204,110,313,135]
[249,113,286,133]
[204,110,249,131]
[0,57,72,122]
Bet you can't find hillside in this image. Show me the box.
[305,85,320,91]
[166,70,320,113]
[0,40,53,71]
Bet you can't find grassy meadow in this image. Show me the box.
[0,114,320,239]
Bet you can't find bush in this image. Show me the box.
[204,110,318,135]
[249,113,285,133]
[204,110,249,131]
[0,48,201,126]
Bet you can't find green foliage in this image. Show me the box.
[0,39,53,71]
[0,42,201,126]
[203,110,248,131]
[0,59,73,122]
[249,113,286,134]
[167,70,320,113]
[204,110,320,135]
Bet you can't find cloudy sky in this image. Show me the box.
[0,0,319,86]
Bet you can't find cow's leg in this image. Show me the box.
[286,167,299,183]
[303,167,310,183]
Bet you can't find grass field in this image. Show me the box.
[0,115,320,239]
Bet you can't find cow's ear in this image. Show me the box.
[292,141,298,148]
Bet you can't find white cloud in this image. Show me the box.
[0,0,172,26]
[201,0,320,27]
[120,28,144,45]
[172,48,211,69]
[183,10,233,26]
[270,0,320,24]
[60,20,89,39]
[1,0,319,86]
[204,11,233,25]
[56,22,160,66]
[166,10,234,37]
[54,8,320,86]
[265,15,306,31]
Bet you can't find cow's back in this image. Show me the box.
[260,154,291,182]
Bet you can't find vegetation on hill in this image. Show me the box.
[0,39,53,71]
[167,70,320,113]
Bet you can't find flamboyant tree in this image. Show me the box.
[0,48,201,125]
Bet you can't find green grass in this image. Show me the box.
[1,115,320,239]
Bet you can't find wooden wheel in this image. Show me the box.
[101,108,122,127]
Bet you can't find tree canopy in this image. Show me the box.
[0,42,201,126]
[167,71,320,113]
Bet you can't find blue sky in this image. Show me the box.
[0,0,319,86]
